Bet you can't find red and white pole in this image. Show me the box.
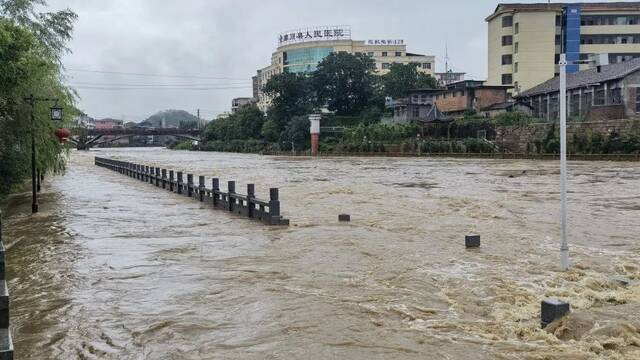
[309,114,321,156]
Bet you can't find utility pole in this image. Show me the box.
[23,94,62,214]
[197,109,201,129]
[27,95,38,214]
[559,53,569,271]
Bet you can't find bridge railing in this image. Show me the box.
[94,157,289,226]
[0,211,14,359]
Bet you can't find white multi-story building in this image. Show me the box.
[254,25,436,112]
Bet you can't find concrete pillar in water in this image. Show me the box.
[212,178,219,207]
[247,184,255,218]
[198,176,205,201]
[177,172,183,194]
[268,188,280,224]
[541,299,570,328]
[227,181,235,212]
[187,174,194,197]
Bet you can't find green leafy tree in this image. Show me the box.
[260,119,280,142]
[0,1,76,197]
[202,105,265,142]
[313,52,376,115]
[280,115,310,151]
[0,0,77,62]
[263,72,314,131]
[381,63,438,98]
[231,104,265,140]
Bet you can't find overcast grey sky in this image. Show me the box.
[47,0,616,122]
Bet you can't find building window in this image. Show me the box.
[550,94,559,120]
[395,52,402,56]
[422,63,431,69]
[514,23,519,34]
[382,51,388,57]
[412,107,420,117]
[514,42,518,53]
[555,35,562,45]
[502,35,513,46]
[594,86,606,105]
[355,52,362,56]
[555,53,560,64]
[502,16,513,27]
[514,62,518,73]
[570,92,580,117]
[367,52,374,56]
[581,15,640,26]
[502,74,512,85]
[502,54,512,65]
[582,91,592,113]
[382,63,391,69]
[421,94,427,102]
[556,15,562,27]
[609,87,622,104]
[580,34,640,45]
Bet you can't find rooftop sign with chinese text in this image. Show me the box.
[278,25,351,46]
[365,39,404,45]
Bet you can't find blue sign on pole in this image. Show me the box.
[565,4,581,73]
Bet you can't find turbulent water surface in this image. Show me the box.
[2,148,640,359]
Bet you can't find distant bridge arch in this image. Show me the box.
[72,128,202,150]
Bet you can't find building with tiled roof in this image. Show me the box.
[516,57,640,121]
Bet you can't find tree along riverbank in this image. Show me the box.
[171,117,640,160]
[0,1,77,199]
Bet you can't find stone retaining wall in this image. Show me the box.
[496,118,640,153]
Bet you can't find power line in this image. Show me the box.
[67,81,251,87]
[70,85,252,91]
[65,68,249,81]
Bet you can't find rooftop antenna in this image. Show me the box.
[445,42,449,74]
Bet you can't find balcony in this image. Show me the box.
[580,43,640,53]
[581,24,640,35]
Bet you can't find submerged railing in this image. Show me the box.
[94,157,289,226]
[0,212,14,360]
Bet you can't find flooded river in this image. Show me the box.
[2,148,640,359]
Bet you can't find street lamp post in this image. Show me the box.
[559,54,569,271]
[24,94,62,214]
[557,54,604,271]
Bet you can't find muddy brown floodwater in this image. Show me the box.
[1,148,640,359]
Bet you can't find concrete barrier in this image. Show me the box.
[94,157,289,226]
[465,235,481,248]
[541,299,570,328]
[0,212,14,359]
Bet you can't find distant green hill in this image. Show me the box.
[139,110,200,128]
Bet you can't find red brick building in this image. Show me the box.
[94,118,124,129]
[434,80,512,117]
